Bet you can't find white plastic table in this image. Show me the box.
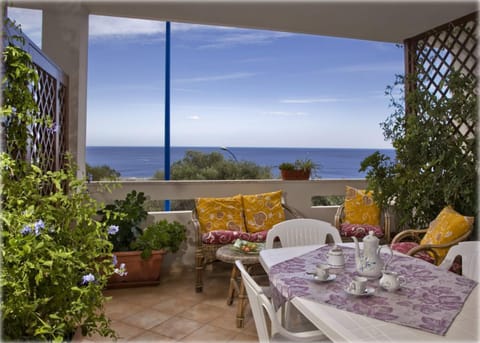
[259,243,479,342]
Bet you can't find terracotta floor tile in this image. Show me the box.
[178,302,226,324]
[152,297,200,316]
[108,320,145,341]
[181,324,237,342]
[209,307,254,334]
[104,301,145,321]
[150,316,204,340]
[227,331,259,342]
[75,264,259,342]
[122,308,171,329]
[127,330,176,342]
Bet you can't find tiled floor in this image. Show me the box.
[74,263,259,342]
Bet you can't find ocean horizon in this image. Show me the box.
[86,146,396,179]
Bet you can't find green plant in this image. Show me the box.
[100,190,148,252]
[100,191,187,259]
[1,20,117,340]
[279,159,319,173]
[86,163,120,181]
[360,70,477,230]
[154,150,272,180]
[278,162,296,171]
[132,220,187,259]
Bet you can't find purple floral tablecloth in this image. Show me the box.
[269,245,477,336]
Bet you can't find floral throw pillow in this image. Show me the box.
[343,186,380,226]
[420,206,474,263]
[242,190,285,233]
[339,223,384,239]
[195,195,246,234]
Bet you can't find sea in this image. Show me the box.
[86,146,396,179]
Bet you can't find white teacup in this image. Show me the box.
[315,263,330,281]
[379,271,406,292]
[347,276,368,294]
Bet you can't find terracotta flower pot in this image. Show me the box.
[107,250,166,289]
[280,169,311,180]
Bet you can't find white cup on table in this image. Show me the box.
[315,263,330,280]
[347,276,368,294]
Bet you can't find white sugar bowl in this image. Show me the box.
[327,245,345,267]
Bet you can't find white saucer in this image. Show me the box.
[311,274,336,283]
[344,287,375,296]
[328,263,345,268]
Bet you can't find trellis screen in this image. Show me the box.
[4,20,69,175]
[404,12,477,138]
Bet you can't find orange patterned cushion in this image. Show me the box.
[242,190,285,233]
[420,206,474,263]
[343,186,380,226]
[195,195,246,234]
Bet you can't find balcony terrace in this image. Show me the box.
[3,1,478,342]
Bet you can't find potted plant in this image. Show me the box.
[101,190,187,288]
[279,158,317,180]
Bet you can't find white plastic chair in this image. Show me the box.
[439,241,479,281]
[266,218,342,249]
[235,260,327,343]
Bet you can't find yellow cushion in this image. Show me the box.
[243,190,285,233]
[343,186,380,226]
[195,195,246,234]
[420,206,474,263]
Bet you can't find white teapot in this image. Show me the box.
[352,231,393,278]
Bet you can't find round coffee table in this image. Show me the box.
[216,244,261,328]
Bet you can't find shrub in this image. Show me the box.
[86,163,120,181]
[360,71,477,229]
[1,20,117,340]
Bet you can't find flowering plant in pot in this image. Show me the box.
[100,190,187,287]
[279,158,318,180]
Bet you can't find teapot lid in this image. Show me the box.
[330,244,342,252]
[363,231,378,241]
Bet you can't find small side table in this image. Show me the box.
[216,244,261,328]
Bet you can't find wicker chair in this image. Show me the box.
[192,202,301,293]
[390,227,473,265]
[334,204,393,244]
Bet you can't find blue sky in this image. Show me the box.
[9,7,403,149]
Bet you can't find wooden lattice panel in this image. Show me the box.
[32,66,57,173]
[57,83,68,171]
[406,13,477,139]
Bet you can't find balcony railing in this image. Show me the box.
[87,178,366,270]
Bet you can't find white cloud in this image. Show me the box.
[261,111,308,117]
[198,31,292,49]
[175,72,255,83]
[280,97,344,104]
[187,115,200,120]
[7,7,42,46]
[89,15,165,37]
[329,62,401,73]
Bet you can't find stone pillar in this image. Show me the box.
[42,4,89,177]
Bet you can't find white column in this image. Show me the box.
[42,4,89,177]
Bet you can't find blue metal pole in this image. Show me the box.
[164,21,171,211]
